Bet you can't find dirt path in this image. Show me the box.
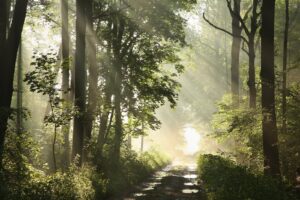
[124,164,206,200]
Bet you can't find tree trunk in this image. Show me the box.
[97,112,109,155]
[113,58,123,164]
[85,0,98,141]
[97,90,112,158]
[0,0,28,168]
[247,0,259,109]
[0,1,7,59]
[96,36,113,166]
[16,38,24,186]
[72,0,87,166]
[261,0,281,177]
[248,36,256,109]
[16,39,23,136]
[112,12,125,165]
[61,0,71,170]
[282,0,289,135]
[231,0,242,107]
[140,135,144,153]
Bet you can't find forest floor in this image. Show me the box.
[124,163,206,200]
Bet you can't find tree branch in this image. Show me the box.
[203,12,248,44]
[225,0,251,37]
[241,41,250,55]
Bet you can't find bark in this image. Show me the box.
[72,0,87,166]
[140,135,144,153]
[16,40,23,136]
[127,135,132,149]
[112,14,125,164]
[97,91,112,159]
[261,0,281,176]
[113,58,122,163]
[231,0,242,107]
[0,1,7,53]
[97,112,109,157]
[16,38,24,185]
[247,0,260,109]
[0,0,28,168]
[52,124,58,172]
[282,0,289,135]
[61,0,71,170]
[96,35,113,165]
[248,35,257,109]
[85,0,98,140]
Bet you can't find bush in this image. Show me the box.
[1,164,100,200]
[104,149,170,198]
[197,154,297,200]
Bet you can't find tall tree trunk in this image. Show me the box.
[140,135,144,153]
[96,37,113,166]
[231,0,242,107]
[127,135,132,149]
[112,12,125,165]
[97,92,112,159]
[97,111,109,157]
[248,0,259,109]
[16,40,23,136]
[248,36,257,109]
[61,0,71,170]
[282,0,289,135]
[0,1,7,50]
[261,0,281,177]
[16,38,24,187]
[72,0,87,166]
[113,58,123,164]
[0,0,28,168]
[85,0,98,141]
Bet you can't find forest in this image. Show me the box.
[0,0,300,199]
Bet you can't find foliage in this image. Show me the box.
[24,50,77,171]
[197,154,297,200]
[0,120,98,200]
[101,149,170,198]
[279,83,300,181]
[24,51,76,128]
[211,94,263,170]
[93,0,197,138]
[1,164,98,200]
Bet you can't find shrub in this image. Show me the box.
[1,164,100,200]
[197,154,297,200]
[104,149,170,198]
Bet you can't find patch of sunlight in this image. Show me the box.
[183,174,198,179]
[183,126,201,155]
[184,182,194,186]
[133,193,146,197]
[182,189,199,194]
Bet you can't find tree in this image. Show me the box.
[93,0,196,166]
[25,50,76,172]
[204,0,261,109]
[203,0,243,107]
[72,0,87,166]
[0,0,28,168]
[282,0,289,135]
[230,0,242,107]
[85,0,98,143]
[111,6,124,164]
[16,41,23,136]
[225,0,261,109]
[261,0,281,176]
[61,0,71,170]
